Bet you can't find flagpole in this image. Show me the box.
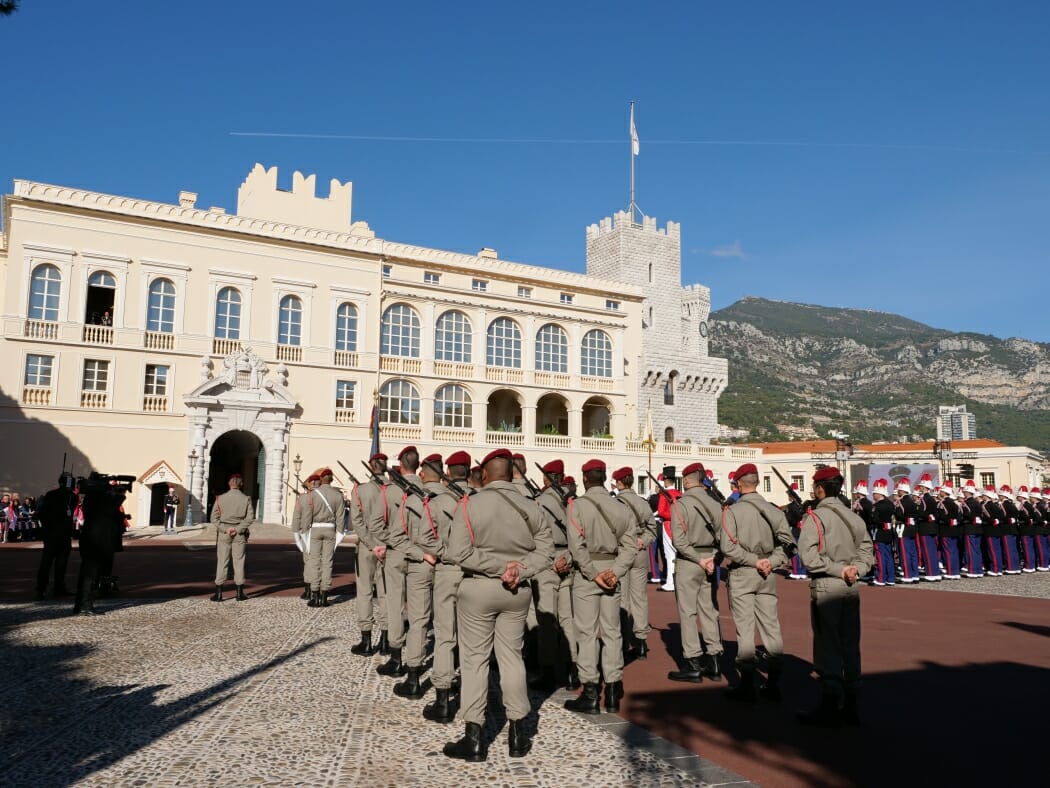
[629,100,636,222]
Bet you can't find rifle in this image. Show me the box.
[701,475,728,506]
[534,462,572,506]
[337,461,362,487]
[284,479,305,496]
[773,467,804,507]
[359,460,387,486]
[521,474,543,499]
[646,471,678,506]
[421,459,472,498]
[388,466,437,502]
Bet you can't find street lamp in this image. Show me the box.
[293,452,303,485]
[183,448,198,527]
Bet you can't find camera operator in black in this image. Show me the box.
[73,475,127,616]
[35,472,78,600]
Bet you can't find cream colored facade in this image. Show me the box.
[0,165,756,525]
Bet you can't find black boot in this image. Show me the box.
[604,680,624,713]
[564,682,601,714]
[300,583,311,600]
[377,630,390,655]
[350,631,373,656]
[635,638,648,659]
[443,721,486,762]
[319,591,329,607]
[797,691,844,726]
[528,666,557,692]
[393,666,425,699]
[211,585,223,602]
[236,585,248,602]
[725,666,758,702]
[307,590,319,607]
[423,688,456,723]
[668,657,704,683]
[508,718,532,757]
[759,661,782,701]
[77,600,102,616]
[700,653,723,681]
[376,647,406,676]
[565,662,581,690]
[842,689,860,726]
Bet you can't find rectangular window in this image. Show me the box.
[560,293,574,305]
[791,475,805,495]
[24,354,54,387]
[472,279,488,293]
[424,272,440,285]
[980,472,995,489]
[82,359,110,392]
[382,264,392,279]
[606,299,620,311]
[144,364,168,396]
[763,476,772,493]
[517,286,532,299]
[336,380,355,410]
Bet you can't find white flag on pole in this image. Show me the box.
[630,104,640,156]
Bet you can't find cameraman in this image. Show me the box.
[73,474,127,616]
[35,473,78,599]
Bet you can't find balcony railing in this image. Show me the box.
[144,331,175,350]
[83,325,114,345]
[662,442,693,457]
[80,390,108,408]
[380,357,422,374]
[434,361,475,379]
[24,319,59,340]
[486,367,524,383]
[335,408,355,424]
[334,350,359,368]
[143,394,168,412]
[730,446,760,459]
[581,437,615,452]
[381,424,422,441]
[534,371,570,388]
[213,338,241,356]
[433,427,476,444]
[535,434,571,449]
[580,375,615,392]
[486,430,524,446]
[22,385,52,406]
[276,344,302,363]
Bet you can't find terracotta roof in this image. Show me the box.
[745,439,1005,455]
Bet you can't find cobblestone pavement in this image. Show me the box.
[0,597,752,788]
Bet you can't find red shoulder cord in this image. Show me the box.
[351,483,361,511]
[805,509,825,553]
[461,494,476,544]
[567,498,586,538]
[671,498,690,534]
[422,498,438,540]
[380,484,388,525]
[399,493,410,534]
[719,505,737,545]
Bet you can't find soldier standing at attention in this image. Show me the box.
[958,480,985,578]
[980,486,1004,576]
[998,485,1022,574]
[423,451,470,723]
[894,478,920,583]
[936,481,962,580]
[563,459,638,715]
[291,474,321,600]
[796,466,874,726]
[667,462,725,683]
[868,479,897,586]
[350,453,390,656]
[302,468,345,607]
[913,474,942,581]
[719,463,795,701]
[612,467,657,661]
[210,472,254,602]
[442,449,554,762]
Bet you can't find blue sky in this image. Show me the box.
[4,1,1049,340]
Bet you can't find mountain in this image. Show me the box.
[710,297,1050,453]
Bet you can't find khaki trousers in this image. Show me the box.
[621,548,651,639]
[674,559,723,658]
[534,567,576,668]
[457,576,531,725]
[810,579,862,699]
[432,566,463,689]
[727,566,783,665]
[355,546,387,632]
[404,559,435,668]
[306,526,336,591]
[384,548,408,649]
[572,559,624,684]
[215,532,247,585]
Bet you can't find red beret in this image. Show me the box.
[369,452,388,463]
[682,462,705,478]
[542,459,564,474]
[422,453,442,466]
[813,466,843,483]
[318,467,333,478]
[228,472,242,482]
[398,445,418,460]
[471,465,482,474]
[305,474,320,483]
[734,463,758,479]
[563,475,576,485]
[581,459,606,474]
[512,453,526,461]
[445,451,471,467]
[612,466,633,482]
[481,448,513,466]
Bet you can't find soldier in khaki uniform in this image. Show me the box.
[442,448,555,762]
[299,468,346,608]
[719,462,796,701]
[563,459,638,715]
[612,466,658,660]
[667,462,726,683]
[797,466,874,725]
[423,450,470,723]
[349,453,390,656]
[210,472,254,602]
[291,474,321,600]
[530,459,579,691]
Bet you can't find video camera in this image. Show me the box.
[78,472,136,494]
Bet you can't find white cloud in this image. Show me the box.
[703,240,747,260]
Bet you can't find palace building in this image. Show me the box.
[0,164,744,525]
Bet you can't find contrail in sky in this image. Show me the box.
[229,131,1046,155]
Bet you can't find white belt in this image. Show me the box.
[311,523,336,528]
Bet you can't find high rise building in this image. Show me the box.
[937,405,978,441]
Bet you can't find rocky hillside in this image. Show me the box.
[710,297,1050,453]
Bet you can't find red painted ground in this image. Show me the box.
[4,541,1048,787]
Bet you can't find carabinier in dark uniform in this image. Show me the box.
[913,473,941,581]
[529,459,579,692]
[936,481,963,580]
[1015,487,1039,573]
[981,486,1005,576]
[997,485,1022,574]
[611,466,657,661]
[851,480,873,528]
[1035,488,1050,571]
[893,478,921,583]
[442,448,555,763]
[35,473,77,600]
[958,480,986,578]
[349,453,390,657]
[868,479,896,586]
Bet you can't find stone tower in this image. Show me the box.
[586,211,728,445]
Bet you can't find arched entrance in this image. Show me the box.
[207,430,263,519]
[536,393,569,436]
[582,396,612,438]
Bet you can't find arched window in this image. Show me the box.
[381,303,421,357]
[664,426,675,443]
[435,310,472,362]
[215,287,242,339]
[581,329,613,377]
[29,264,62,321]
[278,295,302,346]
[434,384,472,428]
[663,380,674,405]
[335,302,358,351]
[88,271,116,288]
[379,379,420,425]
[535,323,568,373]
[486,317,522,368]
[147,278,176,333]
